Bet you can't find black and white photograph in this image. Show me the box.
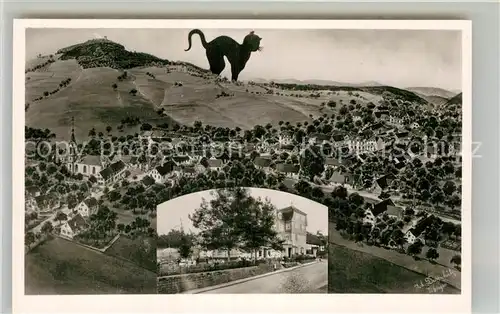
[157,187,328,294]
[13,19,471,313]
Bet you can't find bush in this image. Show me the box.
[159,259,261,276]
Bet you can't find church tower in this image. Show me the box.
[67,116,78,173]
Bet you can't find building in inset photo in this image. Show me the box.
[157,187,328,294]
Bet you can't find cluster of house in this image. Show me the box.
[360,197,438,245]
[158,205,326,266]
[56,196,99,239]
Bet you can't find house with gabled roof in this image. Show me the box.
[371,199,396,217]
[60,213,88,239]
[253,156,272,172]
[275,163,300,180]
[69,155,104,178]
[99,160,127,186]
[76,197,98,218]
[371,174,396,194]
[149,161,175,183]
[404,215,434,244]
[172,155,191,166]
[306,232,325,256]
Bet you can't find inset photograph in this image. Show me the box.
[157,187,328,294]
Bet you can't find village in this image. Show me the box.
[24,81,462,277]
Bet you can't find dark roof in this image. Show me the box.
[26,186,40,195]
[79,155,102,166]
[375,174,395,189]
[99,160,126,180]
[142,175,155,186]
[279,206,308,219]
[276,163,299,173]
[306,233,323,246]
[83,197,98,208]
[372,199,396,216]
[156,162,174,176]
[396,131,409,138]
[67,214,87,231]
[254,156,272,167]
[409,216,434,237]
[173,156,190,163]
[332,133,345,142]
[310,133,331,141]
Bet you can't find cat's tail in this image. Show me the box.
[185,29,208,51]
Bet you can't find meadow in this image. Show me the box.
[25,236,156,294]
[327,243,460,294]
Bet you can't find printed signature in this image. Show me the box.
[414,269,457,293]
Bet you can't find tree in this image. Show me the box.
[300,145,325,180]
[407,240,424,257]
[41,221,53,235]
[426,247,440,262]
[178,233,194,258]
[331,185,348,199]
[190,187,281,262]
[25,232,35,248]
[450,254,461,268]
[240,194,282,261]
[117,223,125,233]
[106,125,112,134]
[55,211,68,225]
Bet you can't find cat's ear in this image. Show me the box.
[249,30,255,35]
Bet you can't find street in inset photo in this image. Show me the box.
[157,187,328,294]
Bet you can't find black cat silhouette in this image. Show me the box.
[185,29,262,82]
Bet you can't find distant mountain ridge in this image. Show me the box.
[406,87,459,99]
[250,78,384,87]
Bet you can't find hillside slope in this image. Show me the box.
[444,92,462,106]
[25,62,177,141]
[25,38,431,140]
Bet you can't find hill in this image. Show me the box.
[25,38,430,139]
[57,38,170,70]
[444,92,462,106]
[407,87,457,99]
[418,94,449,107]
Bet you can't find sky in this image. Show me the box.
[26,28,462,91]
[157,187,328,236]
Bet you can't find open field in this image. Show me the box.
[328,243,460,294]
[329,223,461,291]
[104,235,157,272]
[25,236,156,294]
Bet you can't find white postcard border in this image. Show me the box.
[12,19,472,314]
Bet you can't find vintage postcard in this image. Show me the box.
[13,19,471,313]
